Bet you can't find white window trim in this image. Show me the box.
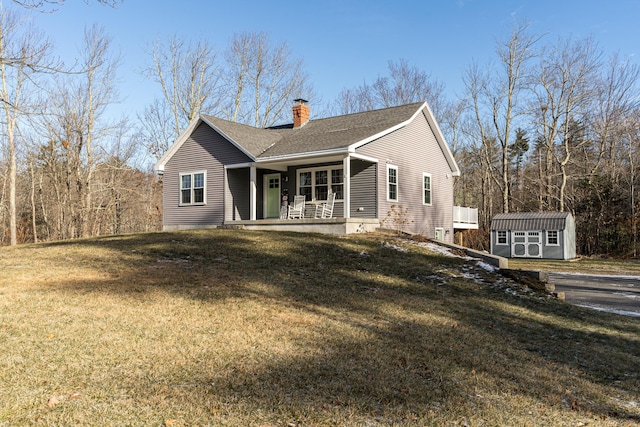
[387,164,398,202]
[296,166,344,202]
[179,170,207,206]
[496,230,508,245]
[546,230,560,246]
[422,172,432,206]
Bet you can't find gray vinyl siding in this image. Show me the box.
[355,110,455,241]
[163,122,252,227]
[350,159,377,218]
[227,168,251,221]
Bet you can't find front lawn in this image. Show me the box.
[1,230,638,426]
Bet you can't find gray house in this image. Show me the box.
[490,212,576,259]
[154,100,474,241]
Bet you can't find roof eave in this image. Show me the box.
[347,102,461,176]
[154,117,203,172]
[200,116,257,161]
[257,147,350,163]
[153,115,257,173]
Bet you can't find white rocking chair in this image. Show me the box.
[314,192,336,219]
[287,195,306,219]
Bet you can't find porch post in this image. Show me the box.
[250,166,257,220]
[343,155,351,218]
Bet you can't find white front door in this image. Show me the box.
[511,230,542,258]
[263,174,281,218]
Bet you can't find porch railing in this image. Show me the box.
[453,206,479,229]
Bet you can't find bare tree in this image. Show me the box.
[142,34,222,141]
[12,0,120,11]
[0,7,54,245]
[138,98,175,160]
[330,59,447,121]
[223,31,313,127]
[533,36,602,212]
[488,22,539,213]
[589,53,640,178]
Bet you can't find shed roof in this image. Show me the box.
[491,212,573,231]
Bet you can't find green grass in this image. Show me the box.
[508,257,640,276]
[1,229,638,426]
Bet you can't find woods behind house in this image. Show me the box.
[0,9,638,257]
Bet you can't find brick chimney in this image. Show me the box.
[292,98,310,128]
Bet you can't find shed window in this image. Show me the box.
[547,230,559,246]
[180,171,206,205]
[497,230,507,245]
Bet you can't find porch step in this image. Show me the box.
[219,224,245,230]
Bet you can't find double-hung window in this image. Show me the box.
[496,230,507,245]
[423,173,432,205]
[180,171,206,205]
[547,230,559,246]
[298,167,343,201]
[387,165,398,202]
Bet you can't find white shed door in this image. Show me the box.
[511,231,542,258]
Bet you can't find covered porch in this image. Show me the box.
[224,151,379,224]
[224,217,380,235]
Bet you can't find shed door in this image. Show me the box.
[511,231,542,258]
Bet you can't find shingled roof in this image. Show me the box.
[155,101,459,174]
[202,102,426,159]
[491,212,573,230]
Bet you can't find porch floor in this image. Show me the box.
[224,217,380,235]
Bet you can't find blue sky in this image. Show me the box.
[27,0,640,120]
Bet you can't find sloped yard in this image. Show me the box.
[1,230,638,426]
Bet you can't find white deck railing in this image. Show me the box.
[453,206,479,229]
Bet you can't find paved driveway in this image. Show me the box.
[549,273,640,317]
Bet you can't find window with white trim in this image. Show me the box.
[496,230,507,245]
[423,173,432,205]
[387,165,398,202]
[547,230,559,246]
[297,166,343,202]
[180,171,206,205]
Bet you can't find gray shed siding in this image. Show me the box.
[490,212,576,259]
[163,122,252,228]
[355,111,455,241]
[350,159,377,219]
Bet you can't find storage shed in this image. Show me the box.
[490,212,576,260]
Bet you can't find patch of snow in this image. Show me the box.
[382,242,407,252]
[552,272,640,281]
[614,291,639,300]
[415,242,457,257]
[575,304,640,318]
[476,261,496,272]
